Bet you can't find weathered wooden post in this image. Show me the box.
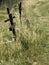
[18,2,22,25]
[4,8,16,41]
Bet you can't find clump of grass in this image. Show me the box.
[20,33,29,50]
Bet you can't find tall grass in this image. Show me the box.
[0,0,49,65]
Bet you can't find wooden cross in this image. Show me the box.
[4,8,16,41]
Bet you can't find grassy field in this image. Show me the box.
[0,0,49,65]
